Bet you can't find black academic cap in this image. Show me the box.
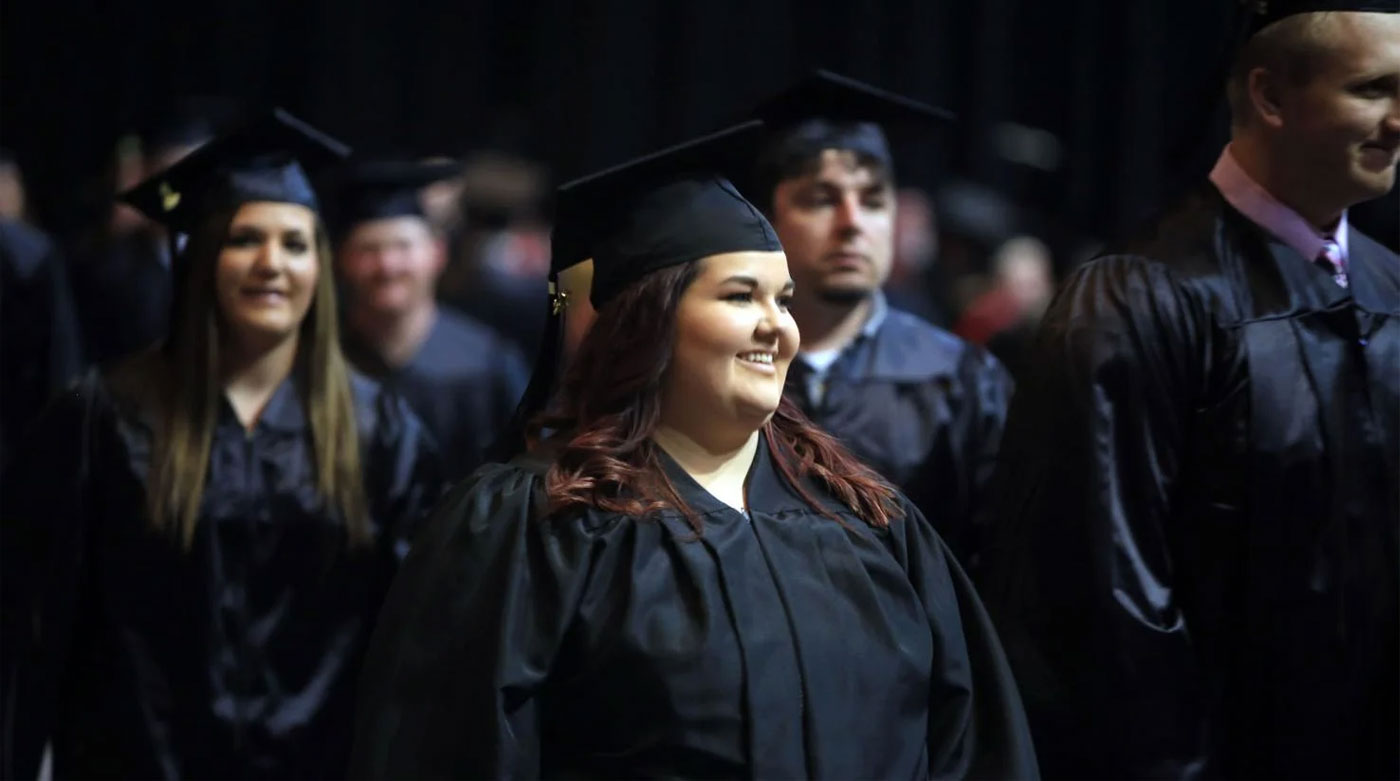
[119,108,350,234]
[750,69,952,187]
[330,159,462,237]
[490,120,780,460]
[1245,0,1397,35]
[755,69,954,130]
[553,119,782,309]
[137,96,241,153]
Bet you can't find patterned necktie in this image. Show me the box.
[1316,240,1348,289]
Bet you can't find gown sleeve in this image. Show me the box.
[494,342,531,425]
[976,255,1212,777]
[0,374,103,780]
[889,496,1040,780]
[363,389,448,559]
[348,462,605,780]
[952,346,1013,564]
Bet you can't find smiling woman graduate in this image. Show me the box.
[349,122,1037,780]
[0,110,444,780]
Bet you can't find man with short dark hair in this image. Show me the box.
[749,72,1013,562]
[979,4,1399,778]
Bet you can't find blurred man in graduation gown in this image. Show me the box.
[745,72,1013,562]
[334,160,529,481]
[978,5,1400,778]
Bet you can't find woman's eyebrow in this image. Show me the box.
[719,275,795,291]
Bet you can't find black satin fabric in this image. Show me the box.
[343,307,529,483]
[350,435,1038,780]
[0,361,445,780]
[978,187,1399,779]
[784,309,1013,563]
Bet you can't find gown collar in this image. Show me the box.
[654,430,830,519]
[217,375,307,434]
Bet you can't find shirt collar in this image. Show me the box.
[655,430,843,518]
[259,378,307,432]
[1209,144,1350,266]
[796,289,889,366]
[862,288,890,338]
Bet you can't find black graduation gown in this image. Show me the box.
[977,187,1399,779]
[0,363,445,780]
[0,218,84,466]
[350,436,1038,780]
[344,307,528,482]
[785,310,1013,563]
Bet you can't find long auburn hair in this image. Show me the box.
[530,259,901,531]
[125,204,370,549]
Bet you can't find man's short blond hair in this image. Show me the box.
[1226,12,1344,127]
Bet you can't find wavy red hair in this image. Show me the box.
[530,260,901,531]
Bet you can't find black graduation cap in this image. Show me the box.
[119,108,350,234]
[491,120,781,459]
[553,119,781,309]
[1244,0,1396,35]
[749,69,953,196]
[330,159,462,238]
[136,96,241,154]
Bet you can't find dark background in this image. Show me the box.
[2,0,1396,252]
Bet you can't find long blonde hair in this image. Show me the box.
[142,205,369,549]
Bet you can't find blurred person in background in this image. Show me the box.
[931,178,1028,316]
[0,151,84,465]
[417,156,467,238]
[0,110,443,780]
[747,71,1012,563]
[334,159,529,482]
[883,186,947,324]
[67,97,236,367]
[978,3,1400,777]
[954,235,1055,380]
[436,149,553,356]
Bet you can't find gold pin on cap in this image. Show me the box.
[159,181,181,212]
[548,281,570,315]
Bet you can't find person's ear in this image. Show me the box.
[1248,66,1289,130]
